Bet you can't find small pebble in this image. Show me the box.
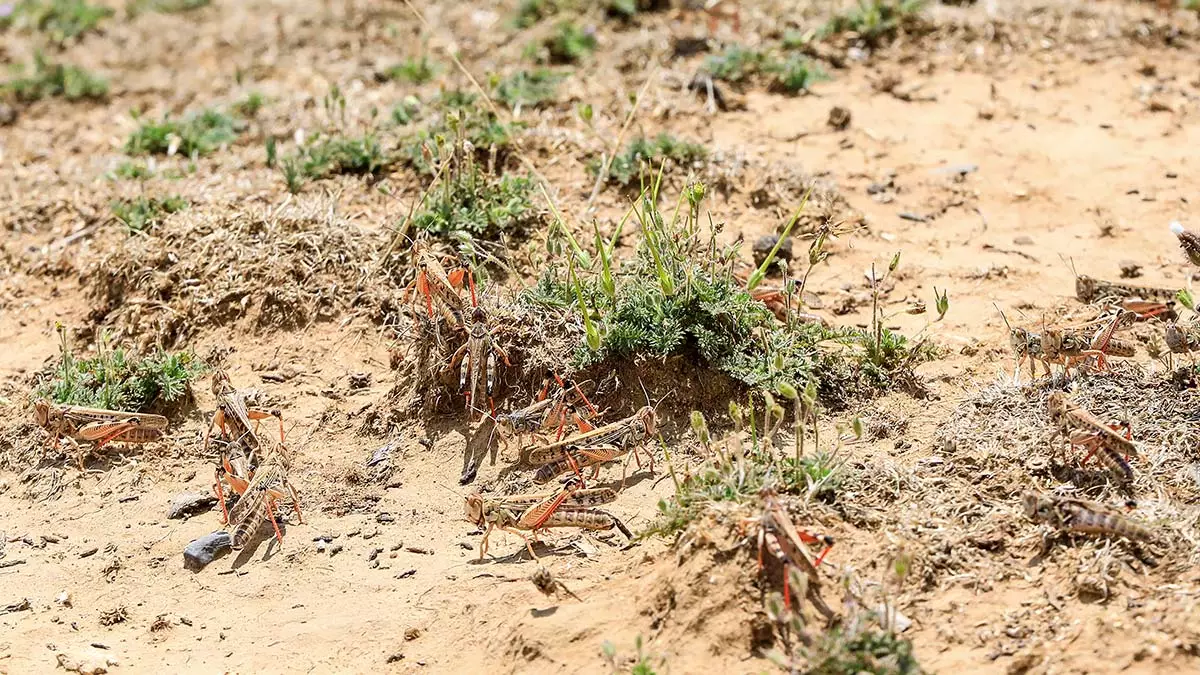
[827,105,851,130]
[168,493,218,520]
[183,532,232,571]
[329,544,343,556]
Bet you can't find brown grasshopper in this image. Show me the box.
[226,458,303,550]
[1041,309,1138,375]
[206,371,285,525]
[403,239,473,324]
[997,306,1052,381]
[33,400,168,469]
[447,305,511,421]
[524,406,658,486]
[745,488,836,620]
[1164,322,1200,367]
[1171,221,1200,267]
[1074,274,1177,320]
[1022,491,1154,542]
[495,372,599,450]
[464,481,632,560]
[1046,391,1138,483]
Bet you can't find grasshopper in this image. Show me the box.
[997,306,1052,381]
[1041,309,1138,375]
[447,305,511,421]
[1164,322,1200,367]
[745,488,836,619]
[206,371,285,525]
[523,406,658,486]
[1074,274,1177,320]
[1171,221,1200,267]
[1022,491,1154,542]
[495,372,599,449]
[1046,391,1138,483]
[33,400,168,469]
[464,481,632,560]
[403,239,474,324]
[226,458,302,550]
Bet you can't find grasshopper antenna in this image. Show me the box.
[434,481,467,499]
[994,303,1013,331]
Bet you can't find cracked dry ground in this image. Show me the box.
[3,1,1200,673]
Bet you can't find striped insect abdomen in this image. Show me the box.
[1064,504,1153,542]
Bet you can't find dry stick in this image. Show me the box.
[583,69,660,215]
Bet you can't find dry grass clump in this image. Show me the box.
[86,195,407,348]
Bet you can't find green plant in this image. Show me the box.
[765,605,923,675]
[413,171,540,242]
[231,91,265,117]
[820,0,927,47]
[767,54,828,94]
[3,53,107,102]
[544,21,596,64]
[703,44,766,82]
[495,68,564,109]
[278,133,390,193]
[1,0,113,42]
[391,96,420,125]
[111,195,189,232]
[400,106,521,175]
[592,134,708,188]
[600,635,665,675]
[110,161,153,180]
[124,108,242,157]
[512,0,559,28]
[37,327,205,412]
[126,0,210,15]
[383,55,439,84]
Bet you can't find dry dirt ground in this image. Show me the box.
[3,0,1200,673]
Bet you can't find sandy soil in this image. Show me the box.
[3,0,1200,673]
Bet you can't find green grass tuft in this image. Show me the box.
[383,55,439,84]
[400,105,521,175]
[820,0,927,47]
[3,53,107,102]
[391,96,421,125]
[495,68,564,109]
[37,329,205,412]
[591,134,708,187]
[279,133,390,193]
[414,171,540,242]
[703,44,766,83]
[767,54,829,94]
[1,0,113,42]
[231,91,266,117]
[126,0,210,15]
[111,195,189,232]
[124,108,242,157]
[544,22,596,64]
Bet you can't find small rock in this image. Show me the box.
[977,103,995,120]
[1119,260,1143,279]
[348,372,371,390]
[329,544,344,556]
[79,548,98,559]
[56,591,72,607]
[183,532,232,571]
[368,547,384,562]
[751,235,793,268]
[168,493,218,520]
[827,105,851,130]
[386,653,404,663]
[0,103,16,126]
[316,541,327,553]
[377,513,395,524]
[1012,235,1034,246]
[404,627,421,641]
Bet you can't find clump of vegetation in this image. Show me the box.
[523,178,936,401]
[767,54,828,94]
[414,171,540,242]
[2,53,107,102]
[591,134,708,187]
[110,161,153,180]
[601,635,666,675]
[820,0,927,47]
[111,195,188,232]
[37,327,205,412]
[231,91,266,117]
[279,133,389,193]
[383,55,439,84]
[391,96,421,125]
[542,22,596,64]
[703,44,766,83]
[126,0,210,16]
[704,45,827,94]
[400,105,521,175]
[0,0,113,42]
[512,0,564,29]
[494,68,564,109]
[794,621,922,675]
[124,108,242,157]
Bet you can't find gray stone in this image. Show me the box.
[183,532,232,571]
[168,493,217,520]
